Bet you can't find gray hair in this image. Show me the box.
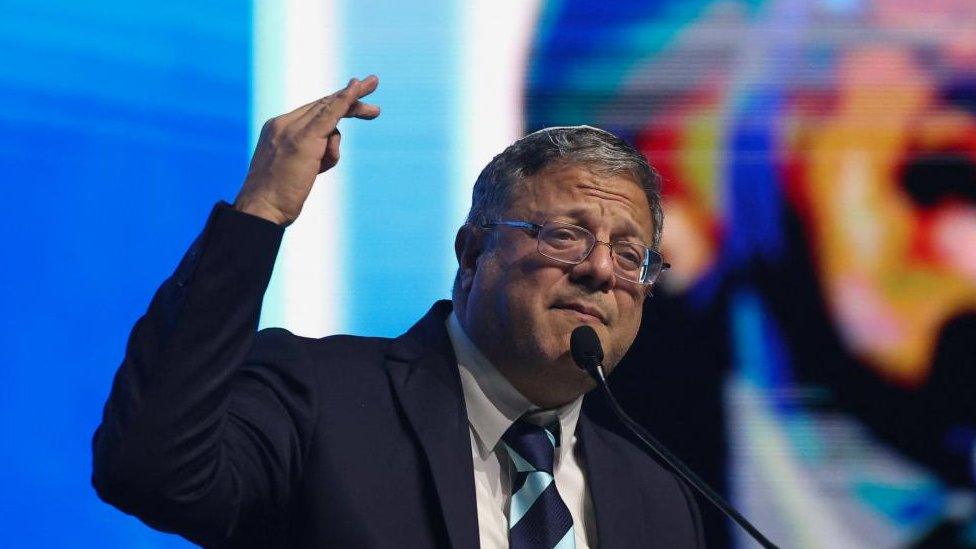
[465,125,663,248]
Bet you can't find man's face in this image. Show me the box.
[458,163,654,407]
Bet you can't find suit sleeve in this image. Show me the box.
[91,202,316,546]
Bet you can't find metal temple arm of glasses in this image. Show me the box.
[482,220,542,232]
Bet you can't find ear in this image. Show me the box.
[454,224,485,293]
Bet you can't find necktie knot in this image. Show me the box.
[501,419,559,475]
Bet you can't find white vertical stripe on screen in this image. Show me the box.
[253,0,346,335]
[727,376,863,547]
[452,0,542,260]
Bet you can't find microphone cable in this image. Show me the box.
[570,326,779,549]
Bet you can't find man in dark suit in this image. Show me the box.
[92,75,704,547]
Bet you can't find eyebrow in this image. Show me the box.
[545,207,650,244]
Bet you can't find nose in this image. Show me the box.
[570,241,616,292]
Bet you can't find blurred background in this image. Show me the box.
[1,0,974,546]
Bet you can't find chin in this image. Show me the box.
[556,360,599,401]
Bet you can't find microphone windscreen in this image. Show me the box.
[570,325,604,368]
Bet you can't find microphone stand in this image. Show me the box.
[586,361,779,549]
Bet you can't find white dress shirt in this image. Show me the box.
[446,312,596,548]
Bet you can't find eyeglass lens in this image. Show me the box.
[536,222,661,284]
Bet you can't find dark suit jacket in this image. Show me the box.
[92,203,704,548]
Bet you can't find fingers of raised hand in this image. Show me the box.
[353,74,379,100]
[343,76,380,118]
[300,76,380,136]
[254,76,379,174]
[267,74,380,128]
[348,100,381,120]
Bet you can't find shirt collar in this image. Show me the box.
[446,311,583,462]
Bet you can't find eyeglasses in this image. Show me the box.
[482,220,669,285]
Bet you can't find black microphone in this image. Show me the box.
[570,326,779,549]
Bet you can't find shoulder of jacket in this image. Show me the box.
[255,327,391,357]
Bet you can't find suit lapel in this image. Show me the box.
[578,412,646,546]
[386,301,480,549]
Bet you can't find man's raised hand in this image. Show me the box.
[233,75,380,226]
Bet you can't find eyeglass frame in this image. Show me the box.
[480,219,670,286]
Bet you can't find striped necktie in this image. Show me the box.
[501,419,575,549]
